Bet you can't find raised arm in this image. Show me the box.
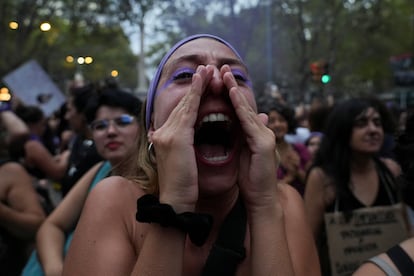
[0,110,29,144]
[37,162,101,275]
[24,141,69,180]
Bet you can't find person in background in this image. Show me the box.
[0,101,45,275]
[261,101,311,196]
[63,34,319,276]
[12,105,69,181]
[305,131,323,161]
[22,87,142,276]
[285,103,311,145]
[0,100,29,160]
[304,97,402,275]
[60,84,103,197]
[353,111,414,276]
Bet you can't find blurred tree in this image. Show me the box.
[2,0,413,104]
[0,0,138,92]
[157,0,414,104]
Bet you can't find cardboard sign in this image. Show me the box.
[324,203,409,276]
[2,60,65,117]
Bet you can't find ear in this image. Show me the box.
[147,128,154,143]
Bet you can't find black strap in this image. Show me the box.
[201,197,247,276]
[386,244,414,276]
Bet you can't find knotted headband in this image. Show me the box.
[145,34,244,130]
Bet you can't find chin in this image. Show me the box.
[197,163,239,195]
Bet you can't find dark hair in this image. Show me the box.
[308,105,333,132]
[15,105,44,124]
[311,97,392,204]
[69,84,96,114]
[394,112,414,209]
[260,101,297,133]
[84,87,142,124]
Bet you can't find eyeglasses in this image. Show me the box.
[90,114,135,132]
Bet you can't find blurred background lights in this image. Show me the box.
[0,87,11,101]
[77,57,85,64]
[9,21,18,30]
[66,55,74,63]
[39,22,51,32]
[111,70,119,77]
[84,56,93,64]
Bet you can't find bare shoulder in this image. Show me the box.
[380,157,401,177]
[307,166,327,185]
[87,176,146,207]
[277,183,306,219]
[0,161,27,174]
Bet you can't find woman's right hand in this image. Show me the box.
[149,65,213,212]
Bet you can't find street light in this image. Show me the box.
[65,55,93,87]
[0,87,11,101]
[9,21,18,30]
[111,70,119,77]
[40,22,51,32]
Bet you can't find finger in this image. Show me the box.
[164,66,213,129]
[222,69,265,135]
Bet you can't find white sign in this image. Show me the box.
[2,60,65,116]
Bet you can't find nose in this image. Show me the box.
[106,121,118,134]
[367,120,381,133]
[206,65,225,95]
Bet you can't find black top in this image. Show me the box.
[326,159,398,212]
[60,135,102,197]
[318,158,399,276]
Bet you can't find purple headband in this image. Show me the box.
[145,34,244,130]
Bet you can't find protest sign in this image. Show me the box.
[2,60,65,116]
[325,203,408,276]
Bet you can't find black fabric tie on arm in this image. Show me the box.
[136,194,213,246]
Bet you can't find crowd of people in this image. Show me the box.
[0,33,413,275]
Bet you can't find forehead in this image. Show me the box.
[163,38,244,69]
[355,107,380,119]
[95,105,127,118]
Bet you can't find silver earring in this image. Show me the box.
[148,142,156,163]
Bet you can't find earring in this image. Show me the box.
[148,142,156,163]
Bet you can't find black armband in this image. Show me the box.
[136,194,213,246]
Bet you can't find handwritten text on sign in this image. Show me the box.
[324,204,408,276]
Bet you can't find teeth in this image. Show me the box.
[201,113,230,123]
[204,152,229,162]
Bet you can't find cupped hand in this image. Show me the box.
[150,65,213,212]
[221,65,279,213]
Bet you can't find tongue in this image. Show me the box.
[197,144,227,159]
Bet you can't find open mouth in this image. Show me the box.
[194,112,237,164]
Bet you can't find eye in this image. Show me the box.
[354,119,367,127]
[231,69,251,86]
[373,118,382,127]
[91,120,108,131]
[115,115,134,126]
[172,68,195,82]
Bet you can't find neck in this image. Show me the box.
[350,153,375,172]
[197,186,239,221]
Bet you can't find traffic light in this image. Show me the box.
[321,74,331,84]
[310,61,331,84]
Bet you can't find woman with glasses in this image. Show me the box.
[22,86,142,276]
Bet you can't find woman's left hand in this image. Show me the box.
[222,65,279,213]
